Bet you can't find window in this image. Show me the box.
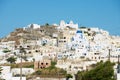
[88,33,91,36]
[99,56,100,59]
[29,51,31,54]
[27,45,30,48]
[92,57,93,59]
[46,63,48,65]
[95,57,96,59]
[84,53,86,55]
[41,63,43,65]
[36,50,38,52]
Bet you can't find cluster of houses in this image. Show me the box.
[0,20,120,80]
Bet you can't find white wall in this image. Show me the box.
[11,68,34,75]
[12,77,26,80]
[117,74,120,80]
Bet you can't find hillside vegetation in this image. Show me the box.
[76,61,115,80]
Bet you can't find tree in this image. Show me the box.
[47,61,57,70]
[2,48,11,53]
[34,70,41,75]
[42,42,46,46]
[45,23,49,26]
[19,46,27,61]
[76,61,115,80]
[6,57,16,64]
[0,67,3,80]
[66,74,73,80]
[0,67,2,74]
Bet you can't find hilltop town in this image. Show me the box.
[0,20,120,80]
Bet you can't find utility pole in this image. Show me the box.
[19,30,27,80]
[89,39,90,52]
[117,55,120,73]
[20,35,24,80]
[118,55,120,64]
[58,71,60,80]
[108,49,111,61]
[20,46,23,80]
[20,45,26,80]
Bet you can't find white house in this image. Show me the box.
[70,30,89,59]
[11,68,34,76]
[23,24,40,30]
[0,66,26,80]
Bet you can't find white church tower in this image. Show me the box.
[58,20,78,29]
[60,20,66,29]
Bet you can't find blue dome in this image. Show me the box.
[76,30,82,33]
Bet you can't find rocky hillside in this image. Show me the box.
[0,24,58,45]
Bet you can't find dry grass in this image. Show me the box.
[0,62,34,68]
